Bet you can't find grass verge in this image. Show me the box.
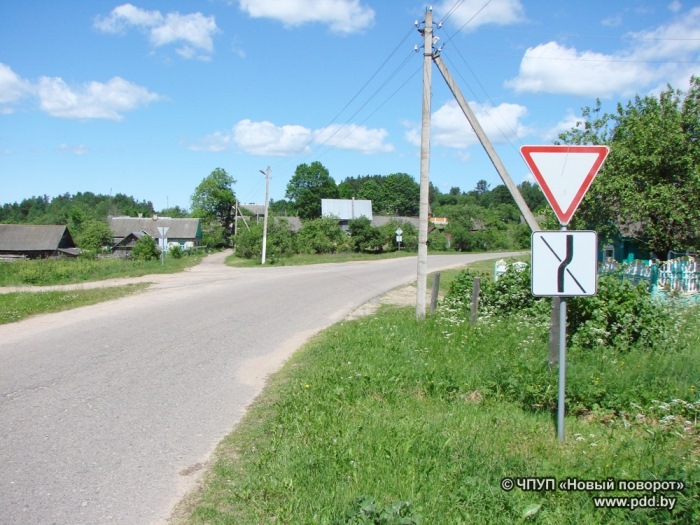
[0,253,204,287]
[0,283,150,324]
[175,302,699,524]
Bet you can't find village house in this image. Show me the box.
[0,224,78,259]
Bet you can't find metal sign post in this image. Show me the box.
[523,144,609,441]
[396,228,403,251]
[157,226,169,266]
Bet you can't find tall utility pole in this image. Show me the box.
[259,167,271,265]
[416,7,433,320]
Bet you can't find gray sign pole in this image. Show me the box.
[557,224,568,441]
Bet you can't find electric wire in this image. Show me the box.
[268,26,417,186]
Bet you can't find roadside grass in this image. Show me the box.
[178,304,700,524]
[0,253,204,287]
[0,283,150,324]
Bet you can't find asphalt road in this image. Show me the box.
[0,252,521,524]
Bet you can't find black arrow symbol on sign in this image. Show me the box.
[540,235,587,294]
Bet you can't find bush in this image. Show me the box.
[234,219,297,260]
[297,217,348,254]
[348,217,383,252]
[169,244,183,259]
[381,219,418,252]
[131,235,160,261]
[443,264,676,351]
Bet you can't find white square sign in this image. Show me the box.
[531,231,598,297]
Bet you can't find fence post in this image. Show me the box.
[430,272,441,314]
[470,277,481,325]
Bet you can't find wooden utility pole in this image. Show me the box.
[259,167,271,265]
[416,7,433,320]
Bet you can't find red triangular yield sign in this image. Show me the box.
[520,145,609,225]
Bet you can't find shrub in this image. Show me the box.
[297,217,348,254]
[442,264,676,351]
[169,244,183,259]
[568,274,674,349]
[131,235,160,261]
[234,219,297,260]
[348,217,383,252]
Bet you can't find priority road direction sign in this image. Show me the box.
[521,145,609,226]
[532,231,598,297]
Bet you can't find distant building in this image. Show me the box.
[108,215,202,253]
[322,199,373,231]
[0,224,78,259]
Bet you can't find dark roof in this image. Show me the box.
[108,216,201,239]
[0,224,74,251]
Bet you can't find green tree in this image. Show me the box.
[381,173,419,216]
[559,77,700,255]
[348,217,383,252]
[235,219,296,260]
[285,162,338,220]
[158,205,189,218]
[131,235,160,261]
[381,219,418,252]
[296,217,347,254]
[190,168,237,246]
[77,220,113,252]
[518,181,547,212]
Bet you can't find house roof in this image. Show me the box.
[371,216,420,229]
[0,224,74,251]
[108,216,200,239]
[322,199,373,221]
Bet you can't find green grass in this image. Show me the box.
[430,254,529,295]
[176,304,700,524]
[0,283,150,324]
[0,253,204,287]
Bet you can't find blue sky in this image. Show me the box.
[1,1,698,212]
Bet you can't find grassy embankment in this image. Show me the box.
[177,259,700,525]
[0,254,204,324]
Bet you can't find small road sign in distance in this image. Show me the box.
[532,231,598,297]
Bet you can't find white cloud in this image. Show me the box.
[233,120,313,156]
[95,3,218,59]
[436,0,524,30]
[405,99,529,149]
[314,124,393,154]
[507,7,700,97]
[191,119,393,155]
[37,76,160,120]
[0,63,33,111]
[668,1,683,13]
[238,0,374,34]
[544,112,584,143]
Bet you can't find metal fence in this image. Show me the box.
[599,258,700,304]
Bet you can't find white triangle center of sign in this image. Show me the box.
[530,152,600,211]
